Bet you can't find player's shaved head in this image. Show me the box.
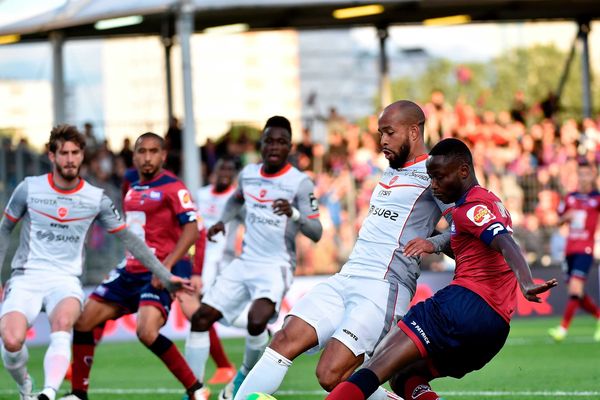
[380,100,426,136]
[135,132,165,150]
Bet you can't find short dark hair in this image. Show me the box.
[215,155,241,171]
[429,138,473,167]
[135,132,165,150]
[48,124,86,153]
[264,116,292,137]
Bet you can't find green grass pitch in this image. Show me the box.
[1,317,598,399]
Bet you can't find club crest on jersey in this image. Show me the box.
[57,207,68,218]
[466,204,495,226]
[178,189,193,208]
[260,189,267,198]
[149,191,162,200]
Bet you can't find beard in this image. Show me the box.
[387,143,411,169]
[55,163,80,181]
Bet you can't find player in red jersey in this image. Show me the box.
[548,162,600,342]
[62,133,207,400]
[326,138,557,400]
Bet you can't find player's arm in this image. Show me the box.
[0,181,28,274]
[208,186,244,240]
[556,196,573,225]
[490,232,557,302]
[162,220,198,270]
[404,200,454,258]
[95,194,182,291]
[273,178,323,242]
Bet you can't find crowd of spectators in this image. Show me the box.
[1,91,597,280]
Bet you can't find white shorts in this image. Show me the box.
[289,273,411,357]
[202,258,292,325]
[1,272,84,325]
[201,258,221,294]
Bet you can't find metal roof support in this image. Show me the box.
[50,31,66,125]
[177,0,201,193]
[162,16,175,123]
[377,26,391,110]
[579,20,592,118]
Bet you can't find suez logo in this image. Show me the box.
[367,205,399,221]
[36,230,80,243]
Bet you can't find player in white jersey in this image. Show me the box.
[187,116,323,399]
[0,125,183,400]
[185,157,240,385]
[235,101,453,400]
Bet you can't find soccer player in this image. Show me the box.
[62,132,207,400]
[325,138,557,400]
[188,116,323,399]
[185,157,240,385]
[235,100,452,400]
[0,126,181,400]
[548,162,600,342]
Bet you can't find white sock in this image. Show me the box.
[1,343,29,387]
[43,331,72,393]
[241,330,269,374]
[40,387,57,400]
[234,347,292,400]
[368,386,402,400]
[184,330,210,383]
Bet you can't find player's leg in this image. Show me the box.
[233,315,318,400]
[38,296,81,400]
[0,311,34,398]
[1,276,45,399]
[550,254,589,341]
[136,304,204,397]
[66,298,122,400]
[326,326,423,400]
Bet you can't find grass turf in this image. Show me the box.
[1,316,598,399]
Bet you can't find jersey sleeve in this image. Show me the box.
[558,194,570,216]
[456,199,511,246]
[295,177,320,219]
[96,194,127,233]
[167,181,197,226]
[3,180,29,222]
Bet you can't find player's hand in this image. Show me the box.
[151,275,165,290]
[273,199,292,217]
[403,238,435,257]
[207,221,225,242]
[190,275,203,294]
[521,278,558,303]
[168,275,194,292]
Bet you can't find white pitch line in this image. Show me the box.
[1,389,599,397]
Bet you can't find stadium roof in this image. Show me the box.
[1,0,599,40]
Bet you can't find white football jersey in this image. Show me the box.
[340,157,452,296]
[196,184,239,264]
[236,163,319,269]
[3,174,125,277]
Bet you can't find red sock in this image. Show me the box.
[404,376,440,400]
[71,330,96,393]
[209,325,233,368]
[148,334,198,390]
[561,297,580,329]
[580,295,600,318]
[93,323,105,344]
[326,382,365,400]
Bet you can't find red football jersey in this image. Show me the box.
[560,191,600,256]
[450,185,518,323]
[123,171,197,273]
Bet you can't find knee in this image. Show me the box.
[1,332,24,352]
[51,315,75,332]
[247,316,268,336]
[190,307,214,332]
[315,364,344,392]
[136,325,158,346]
